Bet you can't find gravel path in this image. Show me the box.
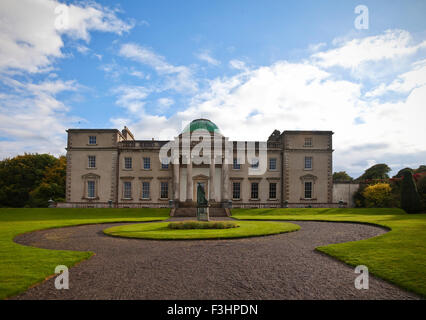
[12,220,419,300]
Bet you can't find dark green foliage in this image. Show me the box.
[400,171,422,213]
[357,163,391,181]
[333,171,353,181]
[414,165,426,174]
[417,176,426,211]
[395,167,414,178]
[0,154,65,207]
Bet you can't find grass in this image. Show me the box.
[168,220,239,229]
[0,208,170,300]
[232,207,426,298]
[104,220,300,240]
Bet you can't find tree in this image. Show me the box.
[416,175,426,211]
[333,171,353,181]
[362,183,393,208]
[395,167,413,178]
[357,163,391,181]
[414,165,426,174]
[400,171,422,213]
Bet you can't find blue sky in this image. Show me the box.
[0,0,425,178]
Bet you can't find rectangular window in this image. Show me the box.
[251,182,259,199]
[304,137,313,147]
[88,136,96,145]
[123,182,132,199]
[269,158,277,170]
[143,157,151,170]
[304,156,312,169]
[161,158,169,169]
[160,182,168,199]
[124,157,132,169]
[269,183,277,199]
[88,155,96,168]
[233,158,241,170]
[87,180,95,198]
[304,181,312,199]
[142,182,150,199]
[232,182,241,199]
[251,159,259,169]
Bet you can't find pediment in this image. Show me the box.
[299,174,317,181]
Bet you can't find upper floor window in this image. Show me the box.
[233,158,241,170]
[88,155,96,168]
[304,181,312,199]
[160,182,169,199]
[123,182,132,199]
[250,159,259,169]
[304,137,313,147]
[143,157,151,170]
[269,183,277,199]
[161,158,169,169]
[304,156,312,170]
[232,182,241,199]
[142,182,150,199]
[124,157,132,169]
[251,182,259,199]
[269,158,277,170]
[87,180,95,198]
[88,136,97,145]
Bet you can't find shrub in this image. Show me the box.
[400,171,422,213]
[362,183,393,208]
[168,221,239,230]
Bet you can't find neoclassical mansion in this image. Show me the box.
[62,119,337,212]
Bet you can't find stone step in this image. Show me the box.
[173,207,228,217]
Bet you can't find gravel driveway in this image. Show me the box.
[12,220,419,300]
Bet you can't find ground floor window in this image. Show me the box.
[232,182,241,199]
[304,181,312,199]
[142,182,150,199]
[269,183,277,199]
[87,180,95,198]
[251,182,259,199]
[123,181,132,199]
[160,182,168,199]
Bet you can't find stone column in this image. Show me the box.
[186,159,193,202]
[209,157,216,202]
[173,163,180,201]
[221,162,229,202]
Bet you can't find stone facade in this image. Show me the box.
[62,119,336,208]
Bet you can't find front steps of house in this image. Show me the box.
[172,207,229,217]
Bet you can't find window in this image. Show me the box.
[304,137,312,147]
[304,156,312,169]
[142,182,150,199]
[233,158,241,170]
[123,182,132,199]
[88,136,96,145]
[251,159,259,169]
[251,182,259,199]
[143,157,151,170]
[304,181,312,199]
[87,180,95,198]
[269,183,277,199]
[88,155,96,168]
[124,157,132,169]
[269,158,277,170]
[160,182,168,199]
[232,182,241,199]
[161,158,169,169]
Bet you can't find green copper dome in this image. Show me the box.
[183,119,220,133]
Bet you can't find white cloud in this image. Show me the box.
[119,43,198,93]
[0,0,133,74]
[114,85,150,113]
[195,50,220,66]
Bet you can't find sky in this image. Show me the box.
[0,0,425,178]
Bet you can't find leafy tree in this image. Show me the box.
[357,163,391,181]
[395,167,413,178]
[333,171,353,181]
[362,183,393,208]
[414,165,426,174]
[400,171,422,213]
[29,156,66,207]
[0,154,63,207]
[416,176,426,211]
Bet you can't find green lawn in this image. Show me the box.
[104,220,299,240]
[232,208,426,298]
[0,208,170,300]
